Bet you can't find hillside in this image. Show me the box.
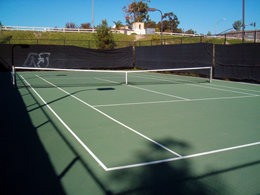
[0,30,253,48]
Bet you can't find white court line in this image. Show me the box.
[128,72,201,84]
[202,83,260,93]
[129,73,185,83]
[36,75,182,158]
[96,78,190,101]
[128,84,189,100]
[127,73,259,96]
[106,141,260,171]
[187,83,259,96]
[93,95,258,108]
[212,78,260,87]
[19,74,260,171]
[19,75,109,171]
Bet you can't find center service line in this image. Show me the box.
[96,77,189,101]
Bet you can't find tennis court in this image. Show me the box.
[4,68,260,194]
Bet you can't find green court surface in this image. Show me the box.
[1,71,260,195]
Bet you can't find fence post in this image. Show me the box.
[254,30,257,43]
[224,34,227,45]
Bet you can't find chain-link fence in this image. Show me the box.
[0,30,259,48]
[0,36,218,48]
[0,39,136,49]
[217,30,259,44]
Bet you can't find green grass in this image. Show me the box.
[0,31,136,41]
[0,30,253,48]
[0,31,136,48]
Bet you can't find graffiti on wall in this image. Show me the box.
[23,52,51,68]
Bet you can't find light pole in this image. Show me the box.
[147,8,163,45]
[215,18,226,35]
[242,0,245,43]
[92,0,94,32]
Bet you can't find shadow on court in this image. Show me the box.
[109,139,229,195]
[0,72,112,195]
[0,72,66,195]
[1,71,259,195]
[108,141,260,194]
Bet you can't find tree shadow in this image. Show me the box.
[109,138,229,195]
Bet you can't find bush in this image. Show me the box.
[95,19,116,49]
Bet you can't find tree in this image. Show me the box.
[174,28,183,33]
[155,12,180,33]
[207,31,212,36]
[232,20,242,31]
[185,29,196,34]
[113,20,123,30]
[122,0,150,28]
[113,20,124,33]
[145,21,156,28]
[162,12,180,32]
[81,23,91,29]
[95,19,115,49]
[65,22,77,28]
[0,21,2,36]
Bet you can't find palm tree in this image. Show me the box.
[113,20,123,33]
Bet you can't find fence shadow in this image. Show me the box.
[2,71,113,195]
[0,72,66,195]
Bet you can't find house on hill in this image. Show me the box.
[111,22,147,35]
[132,22,146,35]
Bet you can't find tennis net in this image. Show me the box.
[12,66,212,88]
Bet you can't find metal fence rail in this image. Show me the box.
[1,25,95,33]
[0,36,258,50]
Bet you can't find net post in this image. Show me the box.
[210,66,213,83]
[12,66,17,87]
[125,71,128,85]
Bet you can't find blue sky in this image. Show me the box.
[0,0,259,35]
